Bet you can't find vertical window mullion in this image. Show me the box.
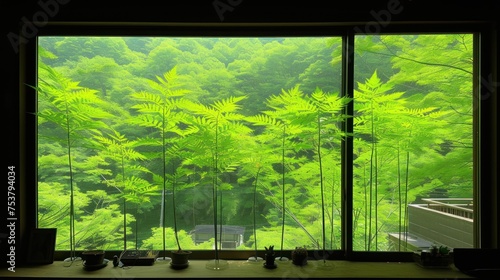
[341,32,355,258]
[472,32,480,248]
[476,29,495,249]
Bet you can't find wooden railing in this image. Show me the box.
[420,198,473,219]
[407,198,473,248]
[388,198,474,250]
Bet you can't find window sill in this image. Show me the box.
[1,260,473,279]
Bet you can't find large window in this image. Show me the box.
[352,34,474,251]
[35,32,476,257]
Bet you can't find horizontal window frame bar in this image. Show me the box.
[29,21,493,37]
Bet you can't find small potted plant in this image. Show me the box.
[292,246,308,266]
[414,244,452,268]
[170,249,191,270]
[82,249,105,266]
[82,249,108,270]
[263,245,277,269]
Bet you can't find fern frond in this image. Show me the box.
[246,114,283,127]
[211,96,247,113]
[132,115,163,130]
[130,91,163,105]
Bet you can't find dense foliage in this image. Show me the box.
[36,35,473,252]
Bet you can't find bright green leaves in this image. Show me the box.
[131,67,193,138]
[245,85,349,250]
[36,34,475,252]
[92,129,157,206]
[37,63,112,138]
[181,95,247,129]
[352,34,474,251]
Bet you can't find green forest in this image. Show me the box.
[36,34,474,253]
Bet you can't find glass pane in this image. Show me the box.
[36,36,344,252]
[353,34,474,251]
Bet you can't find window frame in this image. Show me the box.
[20,21,495,262]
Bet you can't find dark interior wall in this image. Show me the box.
[2,0,499,24]
[1,0,498,266]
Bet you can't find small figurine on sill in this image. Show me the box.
[292,246,308,266]
[414,244,452,267]
[264,245,277,269]
[430,245,450,256]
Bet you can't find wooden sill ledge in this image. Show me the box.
[0,260,473,279]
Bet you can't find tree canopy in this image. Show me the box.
[36,35,474,252]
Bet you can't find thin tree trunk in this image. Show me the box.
[121,153,127,251]
[219,190,223,251]
[364,164,368,250]
[317,111,326,262]
[374,141,378,251]
[213,117,219,260]
[404,151,410,250]
[279,124,286,259]
[253,167,261,258]
[397,145,402,251]
[64,100,76,262]
[173,168,181,251]
[162,107,167,256]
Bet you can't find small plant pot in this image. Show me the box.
[263,254,277,269]
[170,250,191,269]
[413,250,453,268]
[291,248,308,266]
[265,254,275,265]
[82,250,105,266]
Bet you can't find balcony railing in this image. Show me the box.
[389,198,474,251]
[419,198,473,219]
